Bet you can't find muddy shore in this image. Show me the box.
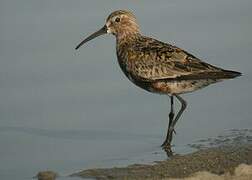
[71,145,252,180]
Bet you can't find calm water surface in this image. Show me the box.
[0,0,251,179]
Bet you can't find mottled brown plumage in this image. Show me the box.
[75,10,241,153]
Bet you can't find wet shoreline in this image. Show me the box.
[70,145,252,180]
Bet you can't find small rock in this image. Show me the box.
[35,171,58,180]
[235,164,252,176]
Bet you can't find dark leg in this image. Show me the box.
[161,94,187,150]
[168,96,174,130]
[161,95,174,148]
[170,95,187,132]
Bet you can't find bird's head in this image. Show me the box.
[105,10,140,37]
[75,10,140,50]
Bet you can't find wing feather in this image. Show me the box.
[128,36,223,81]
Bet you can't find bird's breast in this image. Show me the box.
[116,47,150,90]
[116,48,133,80]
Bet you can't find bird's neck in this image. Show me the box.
[116,32,141,46]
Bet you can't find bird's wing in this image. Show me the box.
[127,37,223,82]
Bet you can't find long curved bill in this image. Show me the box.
[75,25,107,50]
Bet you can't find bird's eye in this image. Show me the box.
[115,17,120,23]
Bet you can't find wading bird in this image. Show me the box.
[75,10,241,152]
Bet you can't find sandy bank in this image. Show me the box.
[71,145,252,179]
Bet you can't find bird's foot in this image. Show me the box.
[161,142,173,157]
[161,141,171,148]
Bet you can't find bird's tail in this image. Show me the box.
[165,69,242,81]
[221,70,242,79]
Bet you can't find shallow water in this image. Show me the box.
[188,129,252,149]
[0,0,252,179]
